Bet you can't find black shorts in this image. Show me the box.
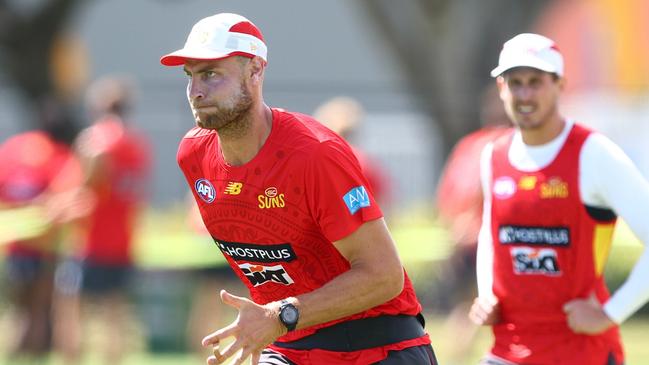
[272,314,437,365]
[55,259,132,296]
[3,253,56,306]
[5,253,56,286]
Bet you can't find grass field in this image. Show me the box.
[1,207,647,364]
[2,315,648,364]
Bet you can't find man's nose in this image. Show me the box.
[515,86,533,101]
[188,78,204,102]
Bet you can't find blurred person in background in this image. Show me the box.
[469,33,649,365]
[313,96,393,213]
[0,98,83,361]
[161,12,436,365]
[433,85,510,365]
[53,75,151,365]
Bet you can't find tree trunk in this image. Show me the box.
[358,0,549,157]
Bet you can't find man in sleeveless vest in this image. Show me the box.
[160,12,436,365]
[468,33,649,365]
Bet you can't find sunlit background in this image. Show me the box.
[1,0,648,364]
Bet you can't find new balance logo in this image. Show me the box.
[224,182,243,195]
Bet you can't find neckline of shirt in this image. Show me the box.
[509,119,574,172]
[217,108,279,170]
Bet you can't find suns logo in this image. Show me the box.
[194,178,216,203]
[258,187,285,209]
[540,177,569,199]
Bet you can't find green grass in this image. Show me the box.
[1,316,647,365]
[1,207,647,364]
[425,314,649,365]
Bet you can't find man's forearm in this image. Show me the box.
[287,261,404,331]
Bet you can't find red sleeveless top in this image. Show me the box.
[488,124,623,364]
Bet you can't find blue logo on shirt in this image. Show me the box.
[343,186,371,214]
[195,178,216,203]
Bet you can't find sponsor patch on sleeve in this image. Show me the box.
[343,186,371,214]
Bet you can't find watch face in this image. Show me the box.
[281,306,298,323]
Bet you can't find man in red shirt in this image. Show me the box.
[469,33,649,365]
[433,86,510,364]
[54,76,151,364]
[161,12,436,365]
[0,102,83,358]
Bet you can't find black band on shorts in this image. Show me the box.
[273,313,426,352]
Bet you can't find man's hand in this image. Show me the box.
[468,296,500,326]
[202,290,286,365]
[563,292,615,335]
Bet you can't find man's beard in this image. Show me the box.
[196,82,253,137]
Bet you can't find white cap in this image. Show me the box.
[490,33,563,77]
[161,13,267,66]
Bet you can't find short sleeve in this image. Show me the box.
[304,140,383,242]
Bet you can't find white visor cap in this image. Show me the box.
[491,33,563,77]
[161,13,267,66]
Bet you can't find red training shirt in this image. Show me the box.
[177,108,429,364]
[79,117,150,265]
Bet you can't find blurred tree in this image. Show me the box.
[359,0,549,156]
[0,0,88,132]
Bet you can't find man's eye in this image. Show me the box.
[205,71,216,77]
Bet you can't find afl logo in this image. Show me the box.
[195,178,216,203]
[493,176,516,199]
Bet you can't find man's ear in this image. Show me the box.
[496,76,506,100]
[557,76,566,91]
[248,56,265,83]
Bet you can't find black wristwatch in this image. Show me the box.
[278,300,299,332]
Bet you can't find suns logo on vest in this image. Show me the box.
[540,177,569,199]
[194,178,216,203]
[258,187,285,209]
